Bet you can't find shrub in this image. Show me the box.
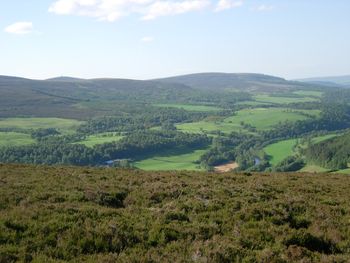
[97,191,128,208]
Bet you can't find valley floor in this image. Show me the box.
[0,164,349,262]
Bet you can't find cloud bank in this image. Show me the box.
[4,22,33,35]
[49,0,243,21]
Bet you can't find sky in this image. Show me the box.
[0,0,349,80]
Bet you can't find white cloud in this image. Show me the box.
[49,0,242,21]
[215,0,242,12]
[141,36,154,42]
[4,22,33,35]
[256,4,274,12]
[142,0,210,20]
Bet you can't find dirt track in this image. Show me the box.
[214,162,239,172]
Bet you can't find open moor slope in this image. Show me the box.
[0,164,349,262]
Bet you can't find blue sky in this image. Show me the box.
[1,0,349,80]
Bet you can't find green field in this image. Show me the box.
[264,138,298,166]
[224,108,318,130]
[75,133,124,148]
[176,120,243,134]
[265,133,344,168]
[293,90,324,97]
[0,132,35,147]
[310,133,341,144]
[236,100,272,106]
[134,148,207,170]
[177,108,317,134]
[154,103,221,112]
[335,168,350,174]
[0,118,83,134]
[254,94,319,104]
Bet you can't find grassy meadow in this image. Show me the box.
[293,90,324,97]
[154,103,221,112]
[176,119,243,134]
[224,108,318,130]
[254,94,319,104]
[133,148,207,171]
[264,139,298,166]
[0,132,35,147]
[75,133,124,148]
[177,108,318,134]
[336,168,350,174]
[310,133,341,144]
[153,103,222,112]
[0,118,83,134]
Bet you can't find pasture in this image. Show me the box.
[176,120,243,134]
[154,103,221,112]
[133,148,207,170]
[0,132,35,147]
[177,108,317,134]
[0,118,83,134]
[223,108,318,130]
[75,133,124,148]
[310,133,341,144]
[293,90,324,97]
[236,100,272,106]
[264,138,298,166]
[336,168,350,174]
[254,94,319,104]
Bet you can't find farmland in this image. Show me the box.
[223,108,319,130]
[254,94,319,104]
[177,108,319,134]
[0,132,35,147]
[133,147,207,170]
[264,139,298,166]
[75,133,124,148]
[293,90,324,97]
[0,118,83,134]
[154,103,221,112]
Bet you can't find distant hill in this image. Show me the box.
[0,75,191,119]
[46,76,86,82]
[0,72,330,119]
[154,72,308,92]
[297,75,350,88]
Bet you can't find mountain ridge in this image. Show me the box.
[296,75,350,88]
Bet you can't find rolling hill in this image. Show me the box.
[297,75,350,88]
[154,72,310,91]
[0,75,192,119]
[0,72,321,119]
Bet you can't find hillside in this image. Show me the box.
[0,164,349,262]
[304,132,350,169]
[155,73,310,91]
[0,75,193,119]
[297,75,350,88]
[0,73,320,119]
